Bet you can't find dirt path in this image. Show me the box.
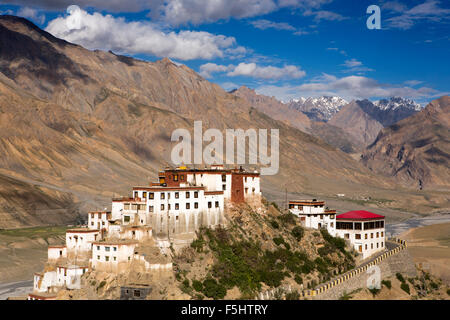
[0,280,32,300]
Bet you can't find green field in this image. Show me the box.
[0,226,69,241]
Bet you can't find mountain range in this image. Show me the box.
[0,15,448,228]
[0,15,405,228]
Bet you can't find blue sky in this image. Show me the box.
[1,0,449,104]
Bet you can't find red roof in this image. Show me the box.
[337,210,384,220]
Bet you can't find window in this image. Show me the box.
[174,174,178,181]
[113,257,117,261]
[113,247,117,251]
[365,234,368,239]
[175,203,179,210]
[371,243,373,249]
[161,204,165,210]
[186,203,190,209]
[381,232,384,237]
[344,233,350,239]
[365,244,367,250]
[124,204,130,210]
[194,191,198,198]
[355,234,361,240]
[381,242,384,247]
[181,175,184,181]
[105,247,110,252]
[124,216,130,223]
[245,177,247,182]
[176,216,179,221]
[91,222,94,226]
[134,290,141,298]
[91,213,94,218]
[149,206,154,213]
[149,193,154,199]
[208,202,212,209]
[105,256,110,261]
[143,192,147,199]
[376,232,379,238]
[134,191,138,198]
[97,255,100,260]
[175,192,179,199]
[252,188,255,193]
[330,215,335,219]
[245,188,248,194]
[161,193,165,199]
[186,192,190,199]
[222,174,226,182]
[223,184,226,190]
[215,201,219,208]
[371,233,374,239]
[168,204,171,210]
[194,202,198,209]
[97,246,100,250]
[355,223,362,230]
[377,243,379,248]
[102,221,105,226]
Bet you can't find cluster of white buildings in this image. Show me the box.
[289,200,385,259]
[28,165,261,300]
[26,164,386,300]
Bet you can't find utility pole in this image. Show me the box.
[285,185,288,211]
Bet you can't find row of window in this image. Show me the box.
[337,221,384,230]
[134,191,200,200]
[353,231,384,240]
[96,245,117,252]
[149,201,220,212]
[358,242,384,252]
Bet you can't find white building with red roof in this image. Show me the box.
[335,210,386,259]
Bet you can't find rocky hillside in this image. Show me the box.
[372,97,422,126]
[230,86,311,132]
[361,96,450,190]
[55,200,357,300]
[231,87,363,153]
[329,100,384,146]
[0,15,408,228]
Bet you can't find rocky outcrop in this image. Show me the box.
[361,96,450,190]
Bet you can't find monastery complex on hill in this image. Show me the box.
[28,165,385,300]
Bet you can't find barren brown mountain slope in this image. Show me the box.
[231,86,364,153]
[0,16,445,228]
[329,100,384,146]
[362,96,450,190]
[230,86,311,132]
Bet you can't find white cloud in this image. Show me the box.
[342,59,362,68]
[149,0,278,26]
[386,0,450,30]
[17,7,46,24]
[255,73,442,102]
[44,5,242,61]
[199,62,306,80]
[199,63,232,78]
[381,1,408,13]
[250,19,296,31]
[150,0,338,26]
[249,19,309,35]
[303,9,347,22]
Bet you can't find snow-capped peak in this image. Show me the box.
[288,96,348,122]
[374,97,422,112]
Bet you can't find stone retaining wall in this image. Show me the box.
[258,238,415,300]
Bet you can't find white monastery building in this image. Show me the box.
[28,165,261,299]
[335,210,385,259]
[289,199,336,236]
